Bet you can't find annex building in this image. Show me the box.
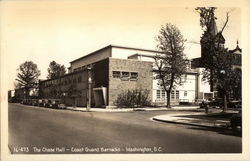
[39,45,209,108]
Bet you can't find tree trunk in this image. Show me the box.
[223,94,227,112]
[25,88,29,99]
[73,97,77,108]
[166,91,171,108]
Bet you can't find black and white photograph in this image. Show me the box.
[1,0,250,161]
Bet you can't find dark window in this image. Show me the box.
[73,78,76,83]
[121,72,129,78]
[78,76,82,82]
[68,79,71,84]
[154,75,160,80]
[184,91,187,96]
[157,90,161,99]
[121,72,129,80]
[176,90,179,99]
[161,90,166,99]
[112,71,121,78]
[130,72,138,80]
[171,91,175,99]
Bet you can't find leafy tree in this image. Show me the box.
[16,61,41,98]
[67,84,81,107]
[154,23,188,108]
[196,7,241,111]
[47,61,66,79]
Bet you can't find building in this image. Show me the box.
[39,45,202,108]
[191,14,242,100]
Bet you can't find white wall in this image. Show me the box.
[197,68,212,93]
[152,74,197,103]
[111,47,156,62]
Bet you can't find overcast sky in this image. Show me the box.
[1,1,241,90]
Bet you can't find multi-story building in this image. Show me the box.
[39,45,202,108]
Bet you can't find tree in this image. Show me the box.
[208,48,241,111]
[47,61,66,79]
[67,84,81,107]
[154,23,188,108]
[196,7,240,111]
[16,61,41,98]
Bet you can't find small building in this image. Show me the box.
[39,45,201,108]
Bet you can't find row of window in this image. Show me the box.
[73,66,85,72]
[112,71,138,80]
[43,75,83,87]
[154,74,188,81]
[156,90,189,100]
[156,90,180,100]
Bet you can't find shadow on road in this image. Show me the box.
[186,126,242,137]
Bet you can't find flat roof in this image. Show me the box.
[70,45,163,64]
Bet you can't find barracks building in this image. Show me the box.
[38,45,204,108]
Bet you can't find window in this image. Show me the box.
[176,90,179,99]
[171,91,175,99]
[78,76,82,83]
[157,90,161,99]
[161,90,165,98]
[112,71,120,78]
[121,72,129,80]
[184,91,187,96]
[130,72,138,80]
[154,75,160,80]
[122,72,129,77]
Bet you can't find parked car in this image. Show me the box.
[38,99,43,107]
[58,103,67,109]
[26,99,33,105]
[42,99,48,107]
[50,99,61,109]
[208,99,223,108]
[45,99,52,108]
[230,110,242,133]
[31,99,38,106]
[228,101,242,108]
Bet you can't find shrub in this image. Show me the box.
[114,89,150,107]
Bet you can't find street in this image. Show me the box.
[8,103,241,154]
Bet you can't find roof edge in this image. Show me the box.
[70,45,163,63]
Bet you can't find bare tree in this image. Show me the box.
[154,23,188,108]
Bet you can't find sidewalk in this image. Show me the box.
[152,111,238,129]
[65,106,200,112]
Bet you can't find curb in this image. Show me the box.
[152,117,231,130]
[65,107,134,113]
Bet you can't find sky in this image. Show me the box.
[1,0,241,90]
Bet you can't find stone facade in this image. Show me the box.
[108,58,153,106]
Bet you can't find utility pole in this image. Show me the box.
[87,66,92,111]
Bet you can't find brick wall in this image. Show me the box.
[39,70,89,107]
[108,58,153,106]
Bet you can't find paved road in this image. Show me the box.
[8,103,241,154]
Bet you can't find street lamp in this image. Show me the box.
[87,66,92,111]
